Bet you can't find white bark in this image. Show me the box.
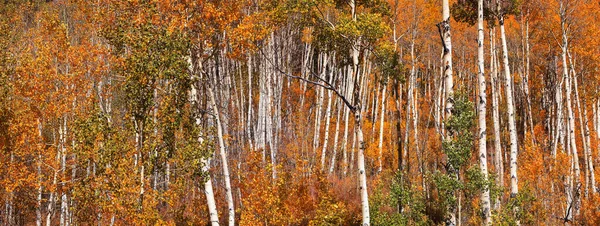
[560,13,581,213]
[330,97,342,174]
[60,117,68,226]
[490,27,503,210]
[202,158,219,226]
[377,83,387,173]
[313,53,327,157]
[208,86,235,226]
[350,1,370,224]
[246,53,254,150]
[36,119,43,226]
[439,0,456,224]
[342,66,353,176]
[189,55,219,226]
[321,76,334,171]
[500,15,519,200]
[476,0,491,223]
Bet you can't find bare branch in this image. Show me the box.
[259,49,356,112]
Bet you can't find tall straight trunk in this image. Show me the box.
[342,66,353,176]
[208,86,235,226]
[553,68,565,157]
[490,27,503,210]
[403,67,414,169]
[36,119,43,226]
[435,68,443,135]
[371,82,380,137]
[269,33,283,180]
[300,43,312,107]
[438,0,456,224]
[410,37,419,172]
[476,0,491,223]
[321,75,334,171]
[377,83,387,173]
[349,1,370,224]
[46,168,58,226]
[189,55,219,226]
[313,82,324,155]
[246,53,254,150]
[522,19,534,137]
[579,93,596,195]
[571,57,590,197]
[46,127,60,226]
[313,53,327,157]
[590,100,598,193]
[597,100,600,164]
[499,14,519,201]
[330,97,342,174]
[201,157,219,226]
[561,18,581,215]
[60,117,68,226]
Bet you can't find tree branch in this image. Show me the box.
[259,49,356,112]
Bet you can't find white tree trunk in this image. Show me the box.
[476,0,491,223]
[321,76,334,171]
[561,25,581,213]
[330,97,342,174]
[36,120,43,226]
[202,158,219,226]
[208,86,235,226]
[439,0,456,224]
[246,53,254,150]
[350,1,370,224]
[189,55,219,226]
[60,117,68,226]
[490,27,503,210]
[500,15,519,200]
[377,84,387,173]
[342,66,353,176]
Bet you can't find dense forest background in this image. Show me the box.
[1,0,600,225]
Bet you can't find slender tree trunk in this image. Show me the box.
[60,117,68,226]
[246,53,254,150]
[313,53,327,160]
[490,27,503,210]
[189,55,219,226]
[46,169,57,226]
[499,12,520,224]
[36,119,43,226]
[349,1,370,224]
[342,66,353,176]
[321,74,334,171]
[561,24,581,217]
[377,83,387,173]
[438,0,456,224]
[330,97,342,174]
[523,19,534,137]
[476,0,491,223]
[208,86,235,226]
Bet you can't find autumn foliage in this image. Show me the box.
[1,0,600,225]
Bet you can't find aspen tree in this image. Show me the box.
[347,0,372,213]
[490,27,503,210]
[377,83,387,173]
[560,1,581,217]
[498,0,519,204]
[438,0,457,224]
[190,55,219,226]
[208,85,235,226]
[476,0,491,223]
[330,96,342,174]
[321,74,334,171]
